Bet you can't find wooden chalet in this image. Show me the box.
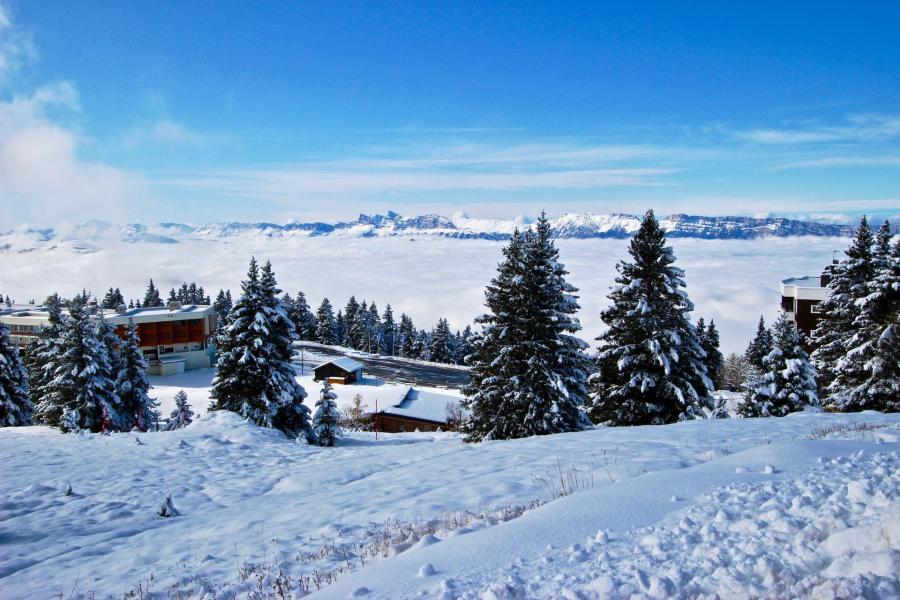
[313,357,363,384]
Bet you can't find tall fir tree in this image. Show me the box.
[293,291,316,340]
[398,314,416,357]
[744,316,773,373]
[313,380,341,446]
[739,313,818,417]
[210,258,311,438]
[334,310,346,346]
[342,296,360,348]
[698,318,724,390]
[380,304,397,355]
[826,221,899,411]
[116,319,158,431]
[588,210,711,425]
[463,215,591,441]
[0,321,32,426]
[22,294,64,408]
[101,288,125,309]
[429,318,453,363]
[810,217,874,394]
[35,302,123,432]
[366,302,381,353]
[315,298,337,344]
[212,289,233,340]
[143,279,163,307]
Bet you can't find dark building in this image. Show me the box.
[313,357,363,384]
[780,274,828,340]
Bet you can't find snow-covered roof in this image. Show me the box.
[781,275,823,289]
[379,388,463,424]
[315,356,363,373]
[781,276,828,301]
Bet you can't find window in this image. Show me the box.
[810,303,822,314]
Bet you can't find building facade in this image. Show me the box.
[0,302,217,376]
[780,274,828,339]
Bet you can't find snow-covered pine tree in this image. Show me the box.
[0,321,33,426]
[334,310,346,346]
[398,314,416,357]
[213,289,233,333]
[412,330,429,360]
[168,288,178,302]
[699,319,724,390]
[458,325,474,365]
[143,279,163,307]
[101,287,125,309]
[210,258,311,438]
[380,304,396,355]
[744,316,773,373]
[519,212,592,434]
[342,296,360,348]
[166,390,194,430]
[462,231,529,441]
[293,291,316,340]
[722,353,750,392]
[810,217,875,394]
[366,302,381,353]
[315,298,337,344]
[826,221,899,411]
[588,210,711,425]
[35,302,123,432]
[313,380,341,446]
[116,319,158,431]
[23,294,64,408]
[739,313,818,417]
[429,318,453,363]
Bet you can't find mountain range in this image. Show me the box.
[0,211,859,253]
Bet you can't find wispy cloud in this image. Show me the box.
[773,155,900,170]
[736,113,900,144]
[0,2,37,85]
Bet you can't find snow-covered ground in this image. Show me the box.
[1,410,898,598]
[0,235,849,354]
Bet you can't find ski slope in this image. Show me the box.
[1,411,898,598]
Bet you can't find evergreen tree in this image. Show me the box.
[745,316,773,373]
[210,258,311,438]
[315,298,337,344]
[380,304,397,355]
[462,214,592,441]
[699,319,724,390]
[22,294,64,407]
[429,318,453,363]
[827,221,899,411]
[342,296,360,347]
[143,279,163,307]
[334,310,346,346]
[588,210,711,426]
[168,288,178,302]
[212,289,233,339]
[101,287,125,309]
[398,314,416,357]
[0,321,32,426]
[291,291,316,340]
[313,380,341,446]
[166,390,194,430]
[722,353,750,392]
[811,217,875,393]
[458,325,474,365]
[366,302,381,353]
[116,319,158,431]
[412,330,429,360]
[35,303,123,432]
[739,313,818,417]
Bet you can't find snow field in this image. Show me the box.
[0,412,897,598]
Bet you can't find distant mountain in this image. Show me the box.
[0,211,858,253]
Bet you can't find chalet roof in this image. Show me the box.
[781,275,823,289]
[315,356,363,374]
[378,388,463,424]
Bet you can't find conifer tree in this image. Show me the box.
[334,310,346,346]
[744,316,773,373]
[429,318,453,363]
[210,258,311,438]
[293,291,316,340]
[739,313,818,417]
[166,390,194,430]
[116,319,158,431]
[698,319,724,389]
[463,215,591,441]
[366,302,381,353]
[827,221,899,411]
[102,287,125,309]
[315,298,337,344]
[0,321,32,426]
[811,217,874,392]
[313,380,341,446]
[212,289,233,339]
[143,279,163,307]
[342,296,360,347]
[412,330,429,360]
[398,314,416,357]
[35,302,123,432]
[380,304,397,355]
[22,294,64,407]
[588,210,711,425]
[168,288,178,302]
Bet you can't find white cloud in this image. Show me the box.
[0,2,37,84]
[737,113,900,144]
[773,155,900,170]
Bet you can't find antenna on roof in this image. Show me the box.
[832,250,839,264]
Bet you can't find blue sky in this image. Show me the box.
[1,1,898,227]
